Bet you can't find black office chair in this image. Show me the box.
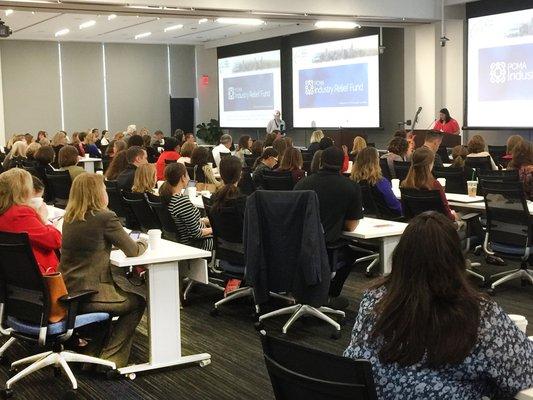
[465,156,492,174]
[433,167,467,194]
[262,171,295,190]
[184,163,195,180]
[482,181,533,294]
[392,161,410,182]
[238,166,256,196]
[121,191,161,232]
[44,171,72,209]
[164,159,177,165]
[488,145,507,167]
[437,145,451,163]
[217,152,231,167]
[244,154,257,168]
[477,169,519,196]
[379,158,392,181]
[203,197,257,316]
[259,331,378,400]
[145,193,179,242]
[104,180,130,225]
[0,232,115,398]
[301,151,314,162]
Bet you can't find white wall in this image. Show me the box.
[194,45,219,128]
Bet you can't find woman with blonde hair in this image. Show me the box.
[71,132,86,157]
[132,163,157,194]
[308,130,324,154]
[83,131,102,158]
[2,140,28,170]
[502,134,524,163]
[59,173,147,367]
[26,142,41,162]
[350,136,367,160]
[351,147,402,216]
[51,131,67,165]
[0,168,61,274]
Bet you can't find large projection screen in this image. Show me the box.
[292,35,380,128]
[218,50,281,128]
[468,8,533,128]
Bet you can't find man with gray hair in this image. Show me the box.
[212,134,233,167]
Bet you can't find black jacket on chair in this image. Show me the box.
[244,190,330,307]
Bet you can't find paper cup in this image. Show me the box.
[437,178,446,188]
[96,170,103,175]
[84,154,90,159]
[467,181,478,197]
[147,229,162,250]
[391,179,400,190]
[201,190,211,198]
[509,314,528,334]
[157,180,165,189]
[29,197,43,210]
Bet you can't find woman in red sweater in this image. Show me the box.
[0,168,61,274]
[155,137,180,181]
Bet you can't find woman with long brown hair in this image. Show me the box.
[508,140,533,200]
[344,211,533,399]
[105,150,129,181]
[276,147,305,185]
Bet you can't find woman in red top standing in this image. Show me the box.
[155,137,180,181]
[0,169,61,274]
[433,108,460,135]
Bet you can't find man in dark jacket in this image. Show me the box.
[117,146,147,192]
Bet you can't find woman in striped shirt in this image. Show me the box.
[159,162,213,251]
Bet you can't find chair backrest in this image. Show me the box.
[260,332,377,400]
[464,156,492,173]
[483,181,531,250]
[122,191,161,231]
[192,164,208,183]
[301,151,314,162]
[366,142,375,148]
[477,169,519,196]
[262,170,295,190]
[359,181,399,220]
[436,145,451,163]
[0,232,50,332]
[146,193,179,240]
[219,152,231,165]
[238,166,256,196]
[433,167,467,194]
[303,160,312,174]
[379,158,392,181]
[183,163,195,180]
[400,188,447,220]
[164,159,177,165]
[105,180,128,219]
[488,145,507,166]
[204,196,245,268]
[392,161,411,182]
[244,154,257,168]
[45,170,72,208]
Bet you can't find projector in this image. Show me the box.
[0,20,12,38]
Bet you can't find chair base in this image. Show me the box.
[7,350,116,390]
[259,304,345,334]
[466,262,485,282]
[183,278,224,303]
[213,286,260,314]
[491,268,533,290]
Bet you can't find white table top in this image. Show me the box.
[392,188,484,203]
[343,217,407,239]
[77,157,102,163]
[517,388,533,400]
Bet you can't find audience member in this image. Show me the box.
[159,163,213,250]
[173,129,184,145]
[235,135,253,162]
[250,140,264,158]
[184,132,195,144]
[252,148,279,189]
[272,137,288,166]
[212,134,233,167]
[100,129,110,147]
[127,134,144,149]
[155,137,180,181]
[276,147,305,185]
[420,131,444,168]
[503,134,524,162]
[211,156,246,215]
[344,211,533,399]
[177,141,195,165]
[113,131,125,142]
[450,144,475,183]
[71,132,86,157]
[350,136,367,160]
[58,145,85,181]
[466,135,498,170]
[117,146,148,191]
[25,142,41,163]
[142,134,159,164]
[263,132,277,148]
[351,147,402,216]
[132,163,157,194]
[309,150,323,174]
[307,130,324,155]
[60,173,147,368]
[190,146,221,188]
[152,130,165,147]
[36,130,47,144]
[508,140,533,200]
[381,136,409,178]
[318,137,350,172]
[24,133,33,145]
[2,140,27,170]
[104,150,129,181]
[0,168,61,274]
[34,146,56,177]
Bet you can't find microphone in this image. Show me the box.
[413,107,422,124]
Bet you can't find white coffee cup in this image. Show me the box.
[29,197,43,210]
[509,314,528,334]
[188,186,197,200]
[96,170,103,175]
[391,179,400,191]
[201,190,211,198]
[147,229,162,250]
[437,177,446,189]
[157,180,165,189]
[84,154,90,159]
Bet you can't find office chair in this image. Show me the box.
[164,159,177,165]
[433,167,467,194]
[262,171,295,190]
[488,145,507,167]
[217,152,231,167]
[104,180,134,227]
[244,154,257,168]
[44,171,72,209]
[121,191,161,232]
[482,181,533,294]
[477,169,519,196]
[392,160,411,182]
[184,163,195,180]
[400,188,484,282]
[0,232,115,399]
[379,158,392,181]
[238,166,256,196]
[258,330,378,400]
[437,145,451,163]
[465,156,492,173]
[366,142,376,148]
[203,197,258,316]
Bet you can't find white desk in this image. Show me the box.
[517,389,533,400]
[77,157,103,173]
[110,236,212,377]
[343,217,408,275]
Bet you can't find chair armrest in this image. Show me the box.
[326,239,350,251]
[58,290,97,303]
[461,212,481,222]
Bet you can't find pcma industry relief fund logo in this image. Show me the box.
[489,62,507,84]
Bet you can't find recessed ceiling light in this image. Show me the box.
[215,17,265,26]
[134,31,151,39]
[164,24,183,32]
[55,28,69,37]
[5,9,13,16]
[108,14,117,20]
[79,20,96,29]
[198,18,208,24]
[314,20,360,29]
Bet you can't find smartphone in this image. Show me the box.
[129,231,141,240]
[187,180,197,188]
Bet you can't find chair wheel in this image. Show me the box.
[365,271,373,278]
[209,308,219,317]
[331,330,341,340]
[63,389,77,400]
[487,288,496,296]
[254,321,265,332]
[105,369,122,380]
[1,389,13,399]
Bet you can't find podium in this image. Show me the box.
[409,130,461,148]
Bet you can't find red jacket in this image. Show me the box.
[156,151,181,181]
[0,205,61,274]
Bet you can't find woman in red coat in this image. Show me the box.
[0,168,61,274]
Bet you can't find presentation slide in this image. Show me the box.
[468,8,533,127]
[218,50,281,128]
[292,35,380,128]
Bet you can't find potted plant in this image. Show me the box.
[196,119,223,145]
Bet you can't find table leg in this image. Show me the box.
[118,260,210,376]
[380,236,400,275]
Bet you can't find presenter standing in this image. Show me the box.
[266,110,285,134]
[433,108,461,135]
